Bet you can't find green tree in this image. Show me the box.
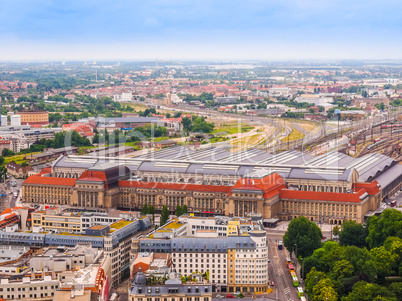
[175,205,183,217]
[345,281,397,301]
[340,220,367,248]
[331,259,354,279]
[0,167,7,183]
[333,225,340,238]
[389,282,402,300]
[147,205,155,223]
[160,205,170,226]
[370,246,398,279]
[0,156,4,166]
[182,117,192,132]
[341,245,376,282]
[1,148,14,157]
[305,267,327,296]
[283,216,323,258]
[366,209,402,249]
[141,203,148,215]
[311,278,338,301]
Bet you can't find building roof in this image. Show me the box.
[374,164,402,190]
[78,164,131,188]
[119,180,232,193]
[280,188,368,203]
[352,181,381,196]
[23,174,77,186]
[231,173,286,199]
[102,117,158,123]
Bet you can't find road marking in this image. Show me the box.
[284,287,291,294]
[278,268,283,276]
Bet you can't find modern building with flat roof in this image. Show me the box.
[137,215,268,294]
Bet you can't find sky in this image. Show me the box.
[0,0,401,61]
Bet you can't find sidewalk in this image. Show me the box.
[270,220,335,235]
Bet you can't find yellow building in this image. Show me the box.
[16,103,49,126]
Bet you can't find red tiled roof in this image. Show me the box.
[78,171,109,189]
[231,173,287,199]
[352,181,380,196]
[280,188,368,203]
[1,208,12,215]
[23,175,77,186]
[78,177,105,182]
[0,213,19,229]
[39,167,52,175]
[119,180,232,193]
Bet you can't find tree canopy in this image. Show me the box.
[283,216,323,258]
[366,209,402,249]
[160,206,170,226]
[340,220,368,248]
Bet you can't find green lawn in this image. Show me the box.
[4,153,41,165]
[281,127,305,142]
[212,123,255,135]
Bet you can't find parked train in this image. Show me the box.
[367,139,387,150]
[381,123,402,129]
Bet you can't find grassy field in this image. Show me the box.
[231,134,261,151]
[4,153,41,165]
[281,127,305,142]
[125,103,148,111]
[298,122,318,133]
[212,123,255,135]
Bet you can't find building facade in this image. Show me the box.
[21,149,401,224]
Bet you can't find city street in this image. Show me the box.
[267,233,299,301]
[265,220,339,301]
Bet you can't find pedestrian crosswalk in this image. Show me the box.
[278,268,284,276]
[284,287,294,301]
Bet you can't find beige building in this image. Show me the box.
[22,150,400,224]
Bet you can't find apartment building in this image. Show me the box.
[129,269,212,301]
[0,214,151,288]
[138,216,269,293]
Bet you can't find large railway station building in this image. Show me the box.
[22,146,402,224]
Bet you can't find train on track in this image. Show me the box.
[380,123,402,129]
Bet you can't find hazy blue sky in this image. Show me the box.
[0,0,401,60]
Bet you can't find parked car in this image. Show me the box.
[225,295,235,298]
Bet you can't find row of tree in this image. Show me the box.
[28,131,92,150]
[283,210,402,300]
[182,116,214,134]
[142,204,188,227]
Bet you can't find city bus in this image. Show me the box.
[297,287,304,298]
[292,275,299,287]
[286,257,292,268]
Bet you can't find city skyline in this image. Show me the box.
[1,0,402,61]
